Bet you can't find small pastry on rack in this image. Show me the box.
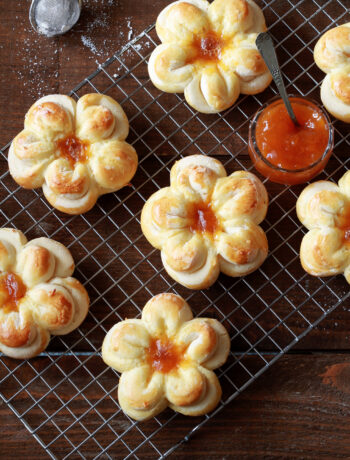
[0,228,89,359]
[9,93,138,214]
[148,0,272,114]
[296,171,350,283]
[102,293,230,421]
[314,23,350,123]
[141,155,269,289]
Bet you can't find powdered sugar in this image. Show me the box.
[14,0,150,98]
[15,27,60,98]
[80,9,129,60]
[127,20,133,41]
[81,35,99,56]
[79,9,151,66]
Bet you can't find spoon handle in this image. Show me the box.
[256,32,299,126]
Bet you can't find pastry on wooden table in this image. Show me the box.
[297,171,350,282]
[102,293,230,421]
[141,155,268,289]
[9,93,138,214]
[148,0,272,113]
[314,23,350,123]
[0,228,89,359]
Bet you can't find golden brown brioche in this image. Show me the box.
[102,293,230,421]
[141,155,268,289]
[148,0,272,114]
[296,171,350,282]
[314,23,350,123]
[9,94,138,214]
[0,228,89,359]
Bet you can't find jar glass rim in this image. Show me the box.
[249,95,334,175]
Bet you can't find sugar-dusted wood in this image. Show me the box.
[1,0,350,458]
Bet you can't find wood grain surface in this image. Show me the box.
[1,0,350,458]
[3,353,350,459]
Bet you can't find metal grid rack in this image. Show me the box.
[1,0,350,458]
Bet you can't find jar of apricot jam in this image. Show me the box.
[248,96,334,185]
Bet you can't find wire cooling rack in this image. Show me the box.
[1,0,350,458]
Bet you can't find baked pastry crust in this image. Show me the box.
[314,23,350,123]
[9,94,138,214]
[296,171,350,282]
[141,155,268,289]
[0,228,89,358]
[102,293,230,421]
[148,0,272,113]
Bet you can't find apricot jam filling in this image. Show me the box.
[337,206,350,244]
[146,337,183,374]
[189,202,219,235]
[0,272,27,314]
[56,134,89,167]
[188,31,225,65]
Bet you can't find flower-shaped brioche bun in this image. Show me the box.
[141,155,269,289]
[148,0,272,113]
[0,228,89,358]
[314,23,350,123]
[9,94,138,214]
[297,171,350,282]
[102,293,230,420]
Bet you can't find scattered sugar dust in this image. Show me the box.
[14,23,60,98]
[81,35,99,56]
[78,4,152,78]
[127,20,133,41]
[13,0,152,98]
[78,3,151,60]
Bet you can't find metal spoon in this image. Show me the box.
[256,31,300,127]
[29,0,82,37]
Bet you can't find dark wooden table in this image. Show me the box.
[1,0,350,458]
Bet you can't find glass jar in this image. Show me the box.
[248,96,334,185]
